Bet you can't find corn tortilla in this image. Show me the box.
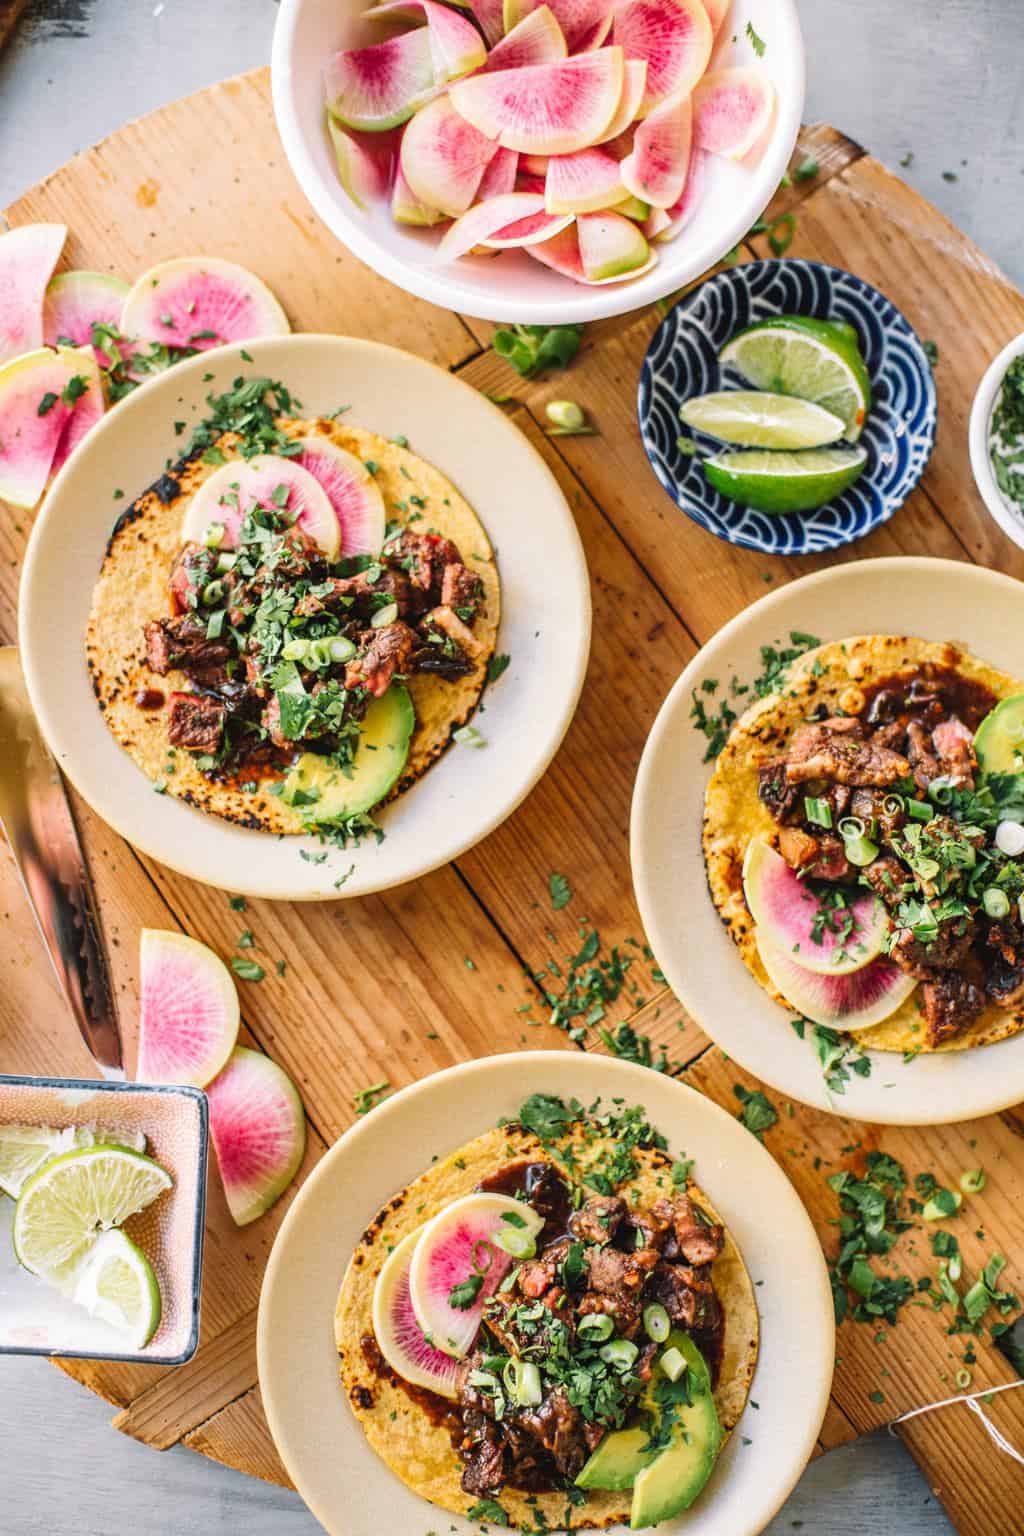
[85,418,500,833]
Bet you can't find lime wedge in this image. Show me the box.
[0,1124,149,1200]
[703,447,869,514]
[0,1125,69,1200]
[719,317,872,442]
[679,391,846,450]
[72,1229,162,1349]
[13,1145,173,1289]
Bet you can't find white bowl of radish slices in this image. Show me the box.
[272,0,804,323]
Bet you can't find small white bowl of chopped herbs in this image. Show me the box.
[969,332,1024,549]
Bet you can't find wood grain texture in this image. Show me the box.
[2,70,1023,1536]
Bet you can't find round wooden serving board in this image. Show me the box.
[4,67,1024,1536]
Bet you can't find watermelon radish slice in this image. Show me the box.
[206,1047,306,1227]
[182,454,341,559]
[612,0,712,115]
[364,0,487,84]
[545,148,627,214]
[742,840,887,976]
[486,5,567,70]
[503,0,609,50]
[120,257,290,352]
[0,223,66,367]
[621,92,692,210]
[372,1228,462,1397]
[596,59,648,144]
[400,95,499,219]
[756,929,917,1034]
[325,28,437,131]
[326,117,392,211]
[615,193,650,220]
[654,143,710,239]
[0,347,84,508]
[391,163,447,224]
[408,1193,546,1357]
[450,49,624,155]
[294,436,386,557]
[477,146,520,199]
[49,345,105,479]
[42,270,130,360]
[468,0,505,46]
[577,209,651,281]
[644,207,672,238]
[436,193,569,261]
[136,930,239,1089]
[525,221,586,279]
[693,67,777,161]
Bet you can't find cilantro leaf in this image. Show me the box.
[492,323,583,379]
[549,871,572,910]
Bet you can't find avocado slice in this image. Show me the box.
[575,1424,653,1492]
[575,1332,723,1521]
[629,1333,721,1529]
[281,684,415,823]
[974,695,1024,779]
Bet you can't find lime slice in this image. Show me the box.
[703,447,868,514]
[0,1125,69,1200]
[13,1145,173,1288]
[679,391,846,450]
[719,317,872,442]
[72,1229,162,1349]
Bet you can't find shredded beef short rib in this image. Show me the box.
[345,621,417,697]
[921,970,987,1046]
[167,691,225,752]
[780,718,911,788]
[778,826,852,881]
[145,616,231,679]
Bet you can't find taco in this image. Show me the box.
[86,413,499,837]
[703,635,1024,1053]
[335,1096,758,1530]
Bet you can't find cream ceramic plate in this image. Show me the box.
[632,557,1024,1126]
[257,1052,833,1536]
[19,335,590,900]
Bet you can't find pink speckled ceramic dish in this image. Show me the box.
[0,1076,207,1363]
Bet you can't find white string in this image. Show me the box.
[888,1378,1024,1466]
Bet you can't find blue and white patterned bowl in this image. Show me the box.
[637,259,938,556]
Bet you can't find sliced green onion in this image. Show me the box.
[600,1338,639,1372]
[844,834,880,868]
[578,1313,615,1342]
[201,578,225,607]
[947,1253,963,1282]
[838,816,865,838]
[516,1361,543,1406]
[472,1239,495,1274]
[494,1225,537,1260]
[659,1346,686,1382]
[928,778,956,805]
[643,1303,671,1343]
[906,798,933,821]
[216,551,238,574]
[545,400,586,432]
[282,638,310,662]
[308,638,334,669]
[882,794,905,817]
[468,1369,500,1391]
[202,521,225,549]
[983,887,1011,919]
[955,1367,973,1390]
[329,636,356,663]
[960,1168,986,1194]
[371,601,399,629]
[922,1188,963,1221]
[804,796,833,829]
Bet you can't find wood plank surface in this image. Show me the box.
[3,67,1024,1536]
